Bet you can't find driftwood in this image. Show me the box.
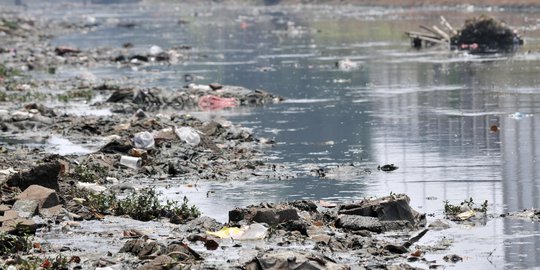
[406,17,453,49]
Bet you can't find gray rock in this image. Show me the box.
[1,217,37,234]
[245,251,347,270]
[120,239,165,259]
[428,219,450,230]
[252,208,299,226]
[338,194,425,229]
[39,205,65,218]
[12,200,38,218]
[16,185,60,209]
[137,255,176,270]
[384,244,409,254]
[335,215,383,233]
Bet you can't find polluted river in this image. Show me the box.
[1,0,540,269]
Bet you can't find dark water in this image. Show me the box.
[8,1,540,268]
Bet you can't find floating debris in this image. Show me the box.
[406,15,523,53]
[378,164,398,172]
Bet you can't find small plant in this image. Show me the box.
[168,196,201,221]
[57,89,94,103]
[85,192,118,214]
[72,163,108,183]
[1,18,19,30]
[115,188,164,221]
[0,63,22,79]
[0,232,33,255]
[444,197,489,217]
[68,187,201,223]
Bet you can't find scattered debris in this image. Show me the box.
[378,164,398,172]
[406,15,523,53]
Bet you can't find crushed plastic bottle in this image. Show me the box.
[175,127,200,146]
[133,131,155,149]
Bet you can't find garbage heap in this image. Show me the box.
[450,15,523,52]
[406,15,523,53]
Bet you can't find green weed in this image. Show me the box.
[444,197,488,216]
[72,187,201,223]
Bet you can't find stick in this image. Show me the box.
[432,25,450,41]
[403,229,429,248]
[420,25,442,37]
[440,16,458,35]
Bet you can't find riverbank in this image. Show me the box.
[1,1,540,269]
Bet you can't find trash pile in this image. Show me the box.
[405,15,523,53]
[451,15,523,52]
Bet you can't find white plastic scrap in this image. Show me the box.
[133,131,155,149]
[149,45,163,56]
[175,126,201,146]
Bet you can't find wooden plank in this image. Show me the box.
[405,32,447,44]
[405,31,442,40]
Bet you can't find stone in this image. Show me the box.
[428,219,450,230]
[1,217,37,234]
[39,205,65,218]
[338,194,425,229]
[7,161,61,191]
[279,220,308,236]
[137,255,176,270]
[252,208,299,226]
[228,208,245,223]
[11,200,38,218]
[310,234,331,244]
[16,185,60,209]
[120,239,165,259]
[335,215,383,233]
[384,244,409,254]
[244,251,346,270]
[167,243,202,261]
[289,200,318,212]
[0,204,11,214]
[0,210,20,223]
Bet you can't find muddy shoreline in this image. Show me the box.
[0,1,538,270]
